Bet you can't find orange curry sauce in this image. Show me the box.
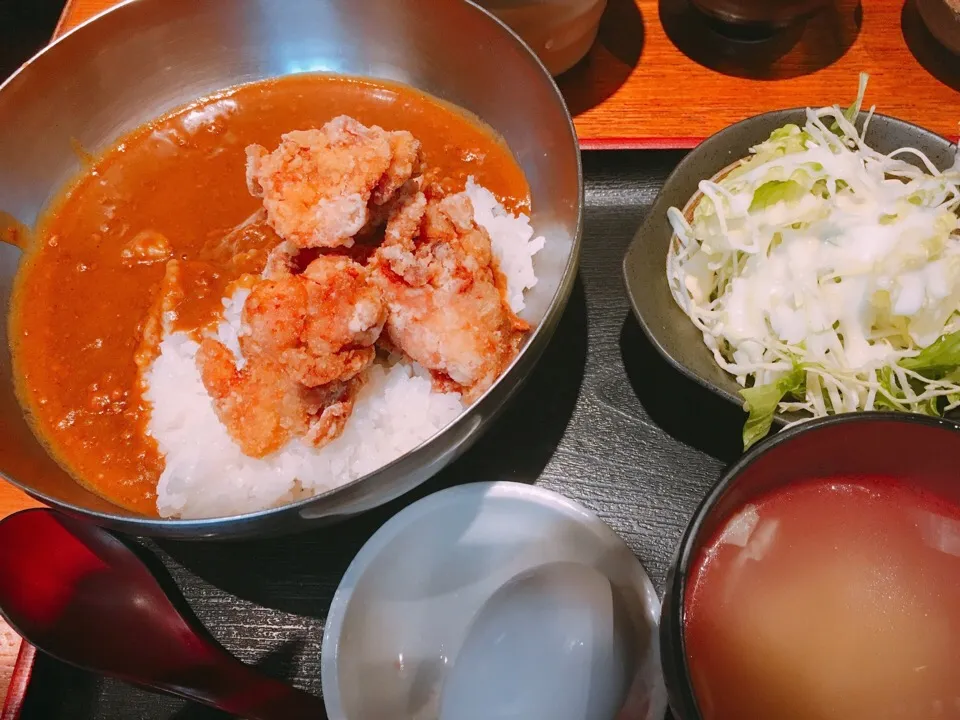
[9,74,530,515]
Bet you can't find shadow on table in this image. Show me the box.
[18,653,101,720]
[163,639,308,720]
[153,276,590,616]
[557,0,646,117]
[659,0,861,81]
[618,312,741,465]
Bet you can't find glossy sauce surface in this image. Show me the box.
[684,477,960,720]
[10,74,529,514]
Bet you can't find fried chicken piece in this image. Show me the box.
[199,209,281,276]
[301,255,385,352]
[121,230,172,266]
[284,255,387,387]
[303,376,364,449]
[262,240,298,279]
[382,185,427,249]
[356,175,424,244]
[372,192,528,403]
[197,338,370,457]
[196,255,386,457]
[376,132,423,205]
[240,255,385,387]
[196,339,311,458]
[245,116,423,249]
[134,260,184,380]
[239,276,307,359]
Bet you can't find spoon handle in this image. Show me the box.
[170,655,325,720]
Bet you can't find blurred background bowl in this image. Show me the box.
[0,0,582,538]
[474,0,609,76]
[690,0,831,30]
[916,0,960,55]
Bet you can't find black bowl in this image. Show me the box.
[691,0,830,30]
[621,109,958,427]
[659,412,960,719]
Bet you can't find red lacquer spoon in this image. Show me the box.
[0,508,323,719]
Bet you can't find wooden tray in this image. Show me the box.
[559,0,960,147]
[56,0,960,149]
[1,643,34,720]
[0,488,39,719]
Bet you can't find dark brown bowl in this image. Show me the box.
[621,109,958,425]
[691,0,830,29]
[916,0,960,55]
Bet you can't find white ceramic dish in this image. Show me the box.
[320,481,665,720]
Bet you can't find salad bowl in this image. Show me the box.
[622,107,958,437]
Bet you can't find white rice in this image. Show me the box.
[215,287,249,368]
[147,179,543,519]
[465,178,544,313]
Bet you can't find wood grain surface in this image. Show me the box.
[2,645,35,720]
[0,626,23,712]
[53,0,111,37]
[17,149,732,719]
[0,486,38,714]
[55,0,960,148]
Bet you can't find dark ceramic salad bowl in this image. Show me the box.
[622,107,958,433]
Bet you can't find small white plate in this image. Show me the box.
[320,481,666,720]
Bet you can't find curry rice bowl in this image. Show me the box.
[145,179,544,519]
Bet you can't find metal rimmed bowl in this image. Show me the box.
[622,108,958,427]
[320,481,665,720]
[0,0,583,538]
[659,412,960,719]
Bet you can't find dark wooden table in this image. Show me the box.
[19,149,745,719]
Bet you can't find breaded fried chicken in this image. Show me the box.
[245,116,422,249]
[371,191,528,403]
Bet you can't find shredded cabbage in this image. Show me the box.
[666,73,960,449]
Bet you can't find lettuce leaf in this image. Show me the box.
[733,124,811,178]
[876,359,954,417]
[740,366,806,450]
[947,369,960,413]
[749,180,807,213]
[829,72,869,136]
[873,366,902,411]
[919,397,942,416]
[900,330,960,379]
[842,72,868,123]
[770,125,800,141]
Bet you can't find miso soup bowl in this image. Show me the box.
[0,0,582,538]
[660,412,960,719]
